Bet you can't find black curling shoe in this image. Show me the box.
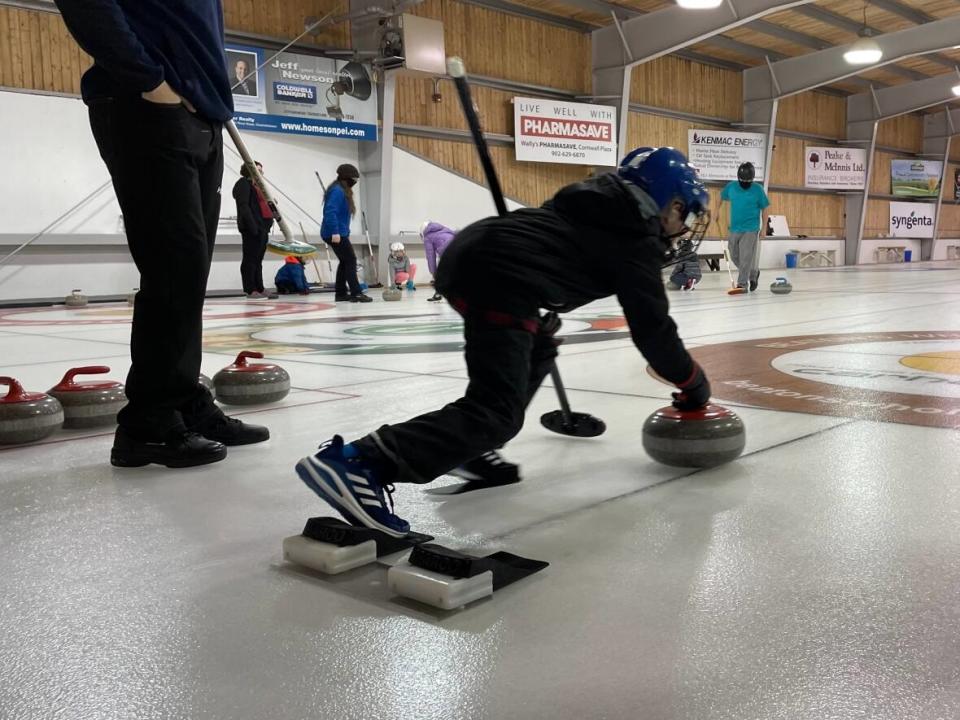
[111,428,227,468]
[190,413,270,446]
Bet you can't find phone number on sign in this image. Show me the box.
[550,150,586,159]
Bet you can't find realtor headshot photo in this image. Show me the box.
[228,50,259,96]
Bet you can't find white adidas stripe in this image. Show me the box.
[354,486,377,498]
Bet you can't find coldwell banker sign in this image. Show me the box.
[225,44,377,141]
[889,201,935,239]
[514,97,618,166]
[688,130,766,181]
[805,147,866,189]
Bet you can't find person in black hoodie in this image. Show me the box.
[294,147,713,537]
[233,161,275,298]
[55,0,268,468]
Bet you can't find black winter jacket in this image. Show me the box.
[435,173,695,386]
[232,178,272,236]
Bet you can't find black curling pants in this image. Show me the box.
[89,99,223,440]
[324,236,361,296]
[353,297,559,484]
[240,226,268,294]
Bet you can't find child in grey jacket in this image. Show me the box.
[388,242,417,290]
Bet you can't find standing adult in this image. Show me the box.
[321,164,371,302]
[55,0,269,468]
[720,162,770,292]
[233,161,275,298]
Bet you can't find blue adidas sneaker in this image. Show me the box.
[296,436,410,538]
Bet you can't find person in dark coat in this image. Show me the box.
[294,147,714,537]
[55,0,269,469]
[233,161,275,298]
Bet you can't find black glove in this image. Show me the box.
[539,312,563,347]
[671,362,711,411]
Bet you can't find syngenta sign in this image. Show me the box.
[891,212,932,231]
[889,201,935,238]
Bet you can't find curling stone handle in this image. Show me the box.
[0,377,27,401]
[235,350,265,367]
[59,366,111,386]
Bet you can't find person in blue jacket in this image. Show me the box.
[54,0,269,469]
[275,256,310,295]
[321,164,371,302]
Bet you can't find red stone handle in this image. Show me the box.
[57,366,111,387]
[0,377,27,402]
[234,351,264,367]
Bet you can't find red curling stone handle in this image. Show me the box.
[234,350,265,367]
[58,366,111,387]
[0,377,27,402]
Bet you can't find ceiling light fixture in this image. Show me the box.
[844,3,883,65]
[676,0,723,8]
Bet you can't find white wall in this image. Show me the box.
[699,238,846,269]
[0,89,363,300]
[858,238,922,264]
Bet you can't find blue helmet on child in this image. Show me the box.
[618,146,711,260]
[618,146,709,219]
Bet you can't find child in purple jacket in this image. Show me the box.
[420,221,455,302]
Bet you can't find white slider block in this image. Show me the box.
[388,559,494,610]
[282,534,378,575]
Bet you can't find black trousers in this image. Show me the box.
[240,226,268,293]
[323,236,361,296]
[354,298,558,484]
[89,99,223,439]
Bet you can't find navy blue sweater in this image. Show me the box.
[55,0,233,122]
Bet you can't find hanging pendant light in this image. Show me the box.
[844,3,883,65]
[676,0,723,8]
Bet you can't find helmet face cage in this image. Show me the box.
[662,207,711,267]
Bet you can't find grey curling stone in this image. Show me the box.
[642,404,746,468]
[65,289,88,307]
[770,278,793,295]
[382,286,403,302]
[48,366,126,429]
[214,350,290,405]
[199,373,214,392]
[0,376,64,445]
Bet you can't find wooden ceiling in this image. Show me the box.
[498,0,960,99]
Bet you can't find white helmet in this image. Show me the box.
[390,242,404,253]
[419,220,431,238]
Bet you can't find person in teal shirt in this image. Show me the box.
[720,162,770,292]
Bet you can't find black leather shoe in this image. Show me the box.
[192,413,270,446]
[334,293,351,302]
[111,427,226,468]
[351,294,373,303]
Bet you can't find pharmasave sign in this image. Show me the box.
[889,201,935,238]
[694,331,960,429]
[687,130,766,181]
[804,147,866,189]
[514,97,618,166]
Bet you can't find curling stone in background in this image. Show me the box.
[65,289,88,307]
[199,373,214,393]
[127,288,138,306]
[642,404,746,469]
[0,377,64,445]
[213,351,290,405]
[382,286,402,301]
[48,366,126,429]
[770,277,793,295]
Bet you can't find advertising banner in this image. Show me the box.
[225,44,377,141]
[514,97,618,166]
[687,130,766,181]
[889,201,935,238]
[891,159,943,198]
[804,147,867,189]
